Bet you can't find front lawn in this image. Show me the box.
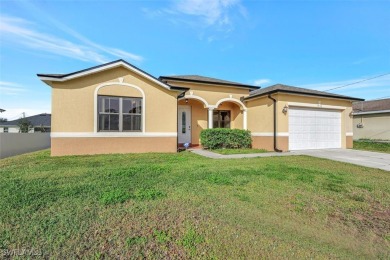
[211,148,268,155]
[0,150,389,258]
[353,140,390,153]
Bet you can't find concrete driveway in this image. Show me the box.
[292,149,390,171]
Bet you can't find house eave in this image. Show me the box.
[352,109,390,115]
[160,77,260,90]
[244,89,364,102]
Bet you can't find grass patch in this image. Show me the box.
[353,140,390,153]
[178,227,205,254]
[211,148,268,155]
[206,173,232,185]
[153,229,171,243]
[0,150,389,258]
[132,188,165,201]
[126,236,147,247]
[100,189,130,205]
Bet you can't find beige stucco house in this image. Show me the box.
[352,98,390,140]
[38,60,363,156]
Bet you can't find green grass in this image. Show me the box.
[0,150,389,258]
[211,148,268,155]
[353,140,390,153]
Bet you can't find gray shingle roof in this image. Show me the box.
[159,75,259,89]
[1,113,51,126]
[245,84,364,101]
[353,98,390,112]
[38,59,259,90]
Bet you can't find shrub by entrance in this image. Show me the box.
[200,128,252,149]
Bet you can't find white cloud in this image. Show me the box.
[144,0,246,30]
[174,0,243,26]
[0,81,20,87]
[0,15,143,64]
[105,48,143,62]
[0,81,26,95]
[253,79,271,86]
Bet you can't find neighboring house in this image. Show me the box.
[0,113,51,133]
[37,60,363,156]
[352,98,390,140]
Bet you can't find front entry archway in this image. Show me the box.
[177,97,208,147]
[212,98,247,130]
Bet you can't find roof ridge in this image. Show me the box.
[159,74,259,89]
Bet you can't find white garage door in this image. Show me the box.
[289,107,341,150]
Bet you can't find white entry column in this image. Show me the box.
[208,107,214,128]
[243,109,247,130]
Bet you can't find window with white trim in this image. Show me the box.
[98,96,142,132]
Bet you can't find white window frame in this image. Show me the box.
[94,82,146,133]
[98,95,142,132]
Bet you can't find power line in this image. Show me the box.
[353,96,390,103]
[366,96,390,101]
[325,72,390,91]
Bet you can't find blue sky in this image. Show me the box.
[1,0,389,119]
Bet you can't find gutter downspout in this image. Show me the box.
[267,94,283,152]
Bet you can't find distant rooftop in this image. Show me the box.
[245,84,364,101]
[353,98,390,113]
[0,113,51,126]
[159,75,259,90]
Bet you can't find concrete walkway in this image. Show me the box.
[190,148,390,171]
[292,149,390,171]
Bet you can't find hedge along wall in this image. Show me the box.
[200,128,252,149]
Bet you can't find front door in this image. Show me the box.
[178,105,191,144]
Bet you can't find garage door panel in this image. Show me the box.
[289,107,341,150]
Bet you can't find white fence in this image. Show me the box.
[0,133,51,159]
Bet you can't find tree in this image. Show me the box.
[18,118,33,133]
[0,118,7,122]
[36,124,47,133]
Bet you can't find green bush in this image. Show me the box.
[200,128,252,149]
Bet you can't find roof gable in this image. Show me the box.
[37,60,181,91]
